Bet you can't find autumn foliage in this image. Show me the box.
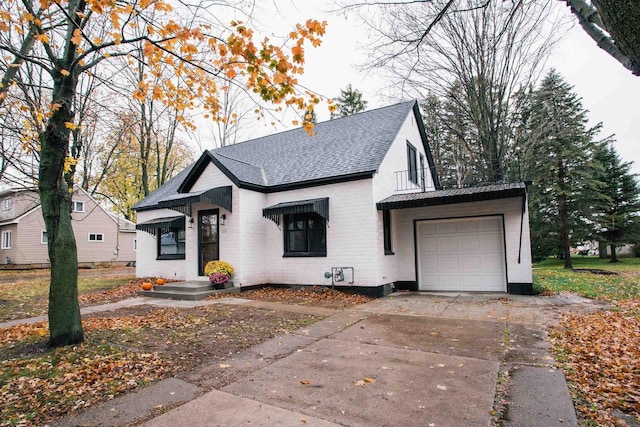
[0,0,329,347]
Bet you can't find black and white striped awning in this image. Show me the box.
[157,186,232,216]
[262,198,329,226]
[136,215,185,236]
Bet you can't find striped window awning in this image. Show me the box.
[136,215,185,236]
[262,198,329,226]
[158,186,232,216]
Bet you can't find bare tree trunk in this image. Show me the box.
[39,71,83,347]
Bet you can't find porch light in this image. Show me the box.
[220,214,226,226]
[188,217,194,228]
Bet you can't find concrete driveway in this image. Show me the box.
[143,292,592,427]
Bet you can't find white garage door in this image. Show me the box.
[416,216,506,292]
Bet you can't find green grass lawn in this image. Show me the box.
[533,256,640,301]
[0,272,135,322]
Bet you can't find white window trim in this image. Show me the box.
[2,198,12,211]
[88,233,104,242]
[1,230,11,249]
[41,230,48,244]
[72,200,85,212]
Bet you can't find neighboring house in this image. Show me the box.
[0,186,136,267]
[134,100,533,296]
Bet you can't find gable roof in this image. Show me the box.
[135,100,437,211]
[0,185,136,229]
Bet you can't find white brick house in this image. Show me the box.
[133,101,533,296]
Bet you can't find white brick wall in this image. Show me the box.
[136,208,187,279]
[260,179,380,287]
[373,112,435,203]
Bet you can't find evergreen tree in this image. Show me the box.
[592,141,640,262]
[522,70,602,268]
[331,84,368,118]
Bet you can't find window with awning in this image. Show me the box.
[136,216,185,236]
[262,197,329,226]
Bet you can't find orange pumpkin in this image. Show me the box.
[141,282,153,291]
[156,278,165,285]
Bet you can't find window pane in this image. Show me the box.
[308,227,326,252]
[407,143,418,183]
[287,230,306,252]
[159,227,185,256]
[160,231,178,255]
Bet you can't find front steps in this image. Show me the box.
[139,281,239,301]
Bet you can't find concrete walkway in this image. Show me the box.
[9,292,594,426]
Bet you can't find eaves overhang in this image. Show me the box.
[376,183,527,210]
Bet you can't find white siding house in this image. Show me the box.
[0,186,136,267]
[134,100,533,296]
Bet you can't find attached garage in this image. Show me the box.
[416,216,506,292]
[377,183,533,295]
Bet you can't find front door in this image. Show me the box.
[198,209,219,275]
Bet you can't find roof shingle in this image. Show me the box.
[134,100,418,211]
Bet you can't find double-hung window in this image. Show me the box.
[284,212,326,257]
[407,142,418,184]
[1,230,11,249]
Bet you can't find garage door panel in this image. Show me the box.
[417,217,506,292]
[439,238,460,252]
[461,257,483,270]
[479,219,501,232]
[456,221,480,234]
[419,223,438,237]
[438,222,458,234]
[481,238,502,252]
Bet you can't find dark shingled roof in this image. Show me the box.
[376,182,527,210]
[134,100,424,211]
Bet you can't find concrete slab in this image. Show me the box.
[505,323,553,365]
[238,299,338,317]
[504,365,578,426]
[334,313,507,361]
[51,377,203,427]
[222,338,499,427]
[143,389,340,427]
[291,310,368,338]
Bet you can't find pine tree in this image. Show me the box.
[522,70,602,268]
[592,141,640,262]
[331,84,368,118]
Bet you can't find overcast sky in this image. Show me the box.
[247,1,640,174]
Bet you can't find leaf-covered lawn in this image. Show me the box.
[237,286,373,308]
[0,271,139,322]
[539,257,640,426]
[533,257,640,301]
[0,305,320,426]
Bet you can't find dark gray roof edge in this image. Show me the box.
[376,183,526,210]
[134,171,376,212]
